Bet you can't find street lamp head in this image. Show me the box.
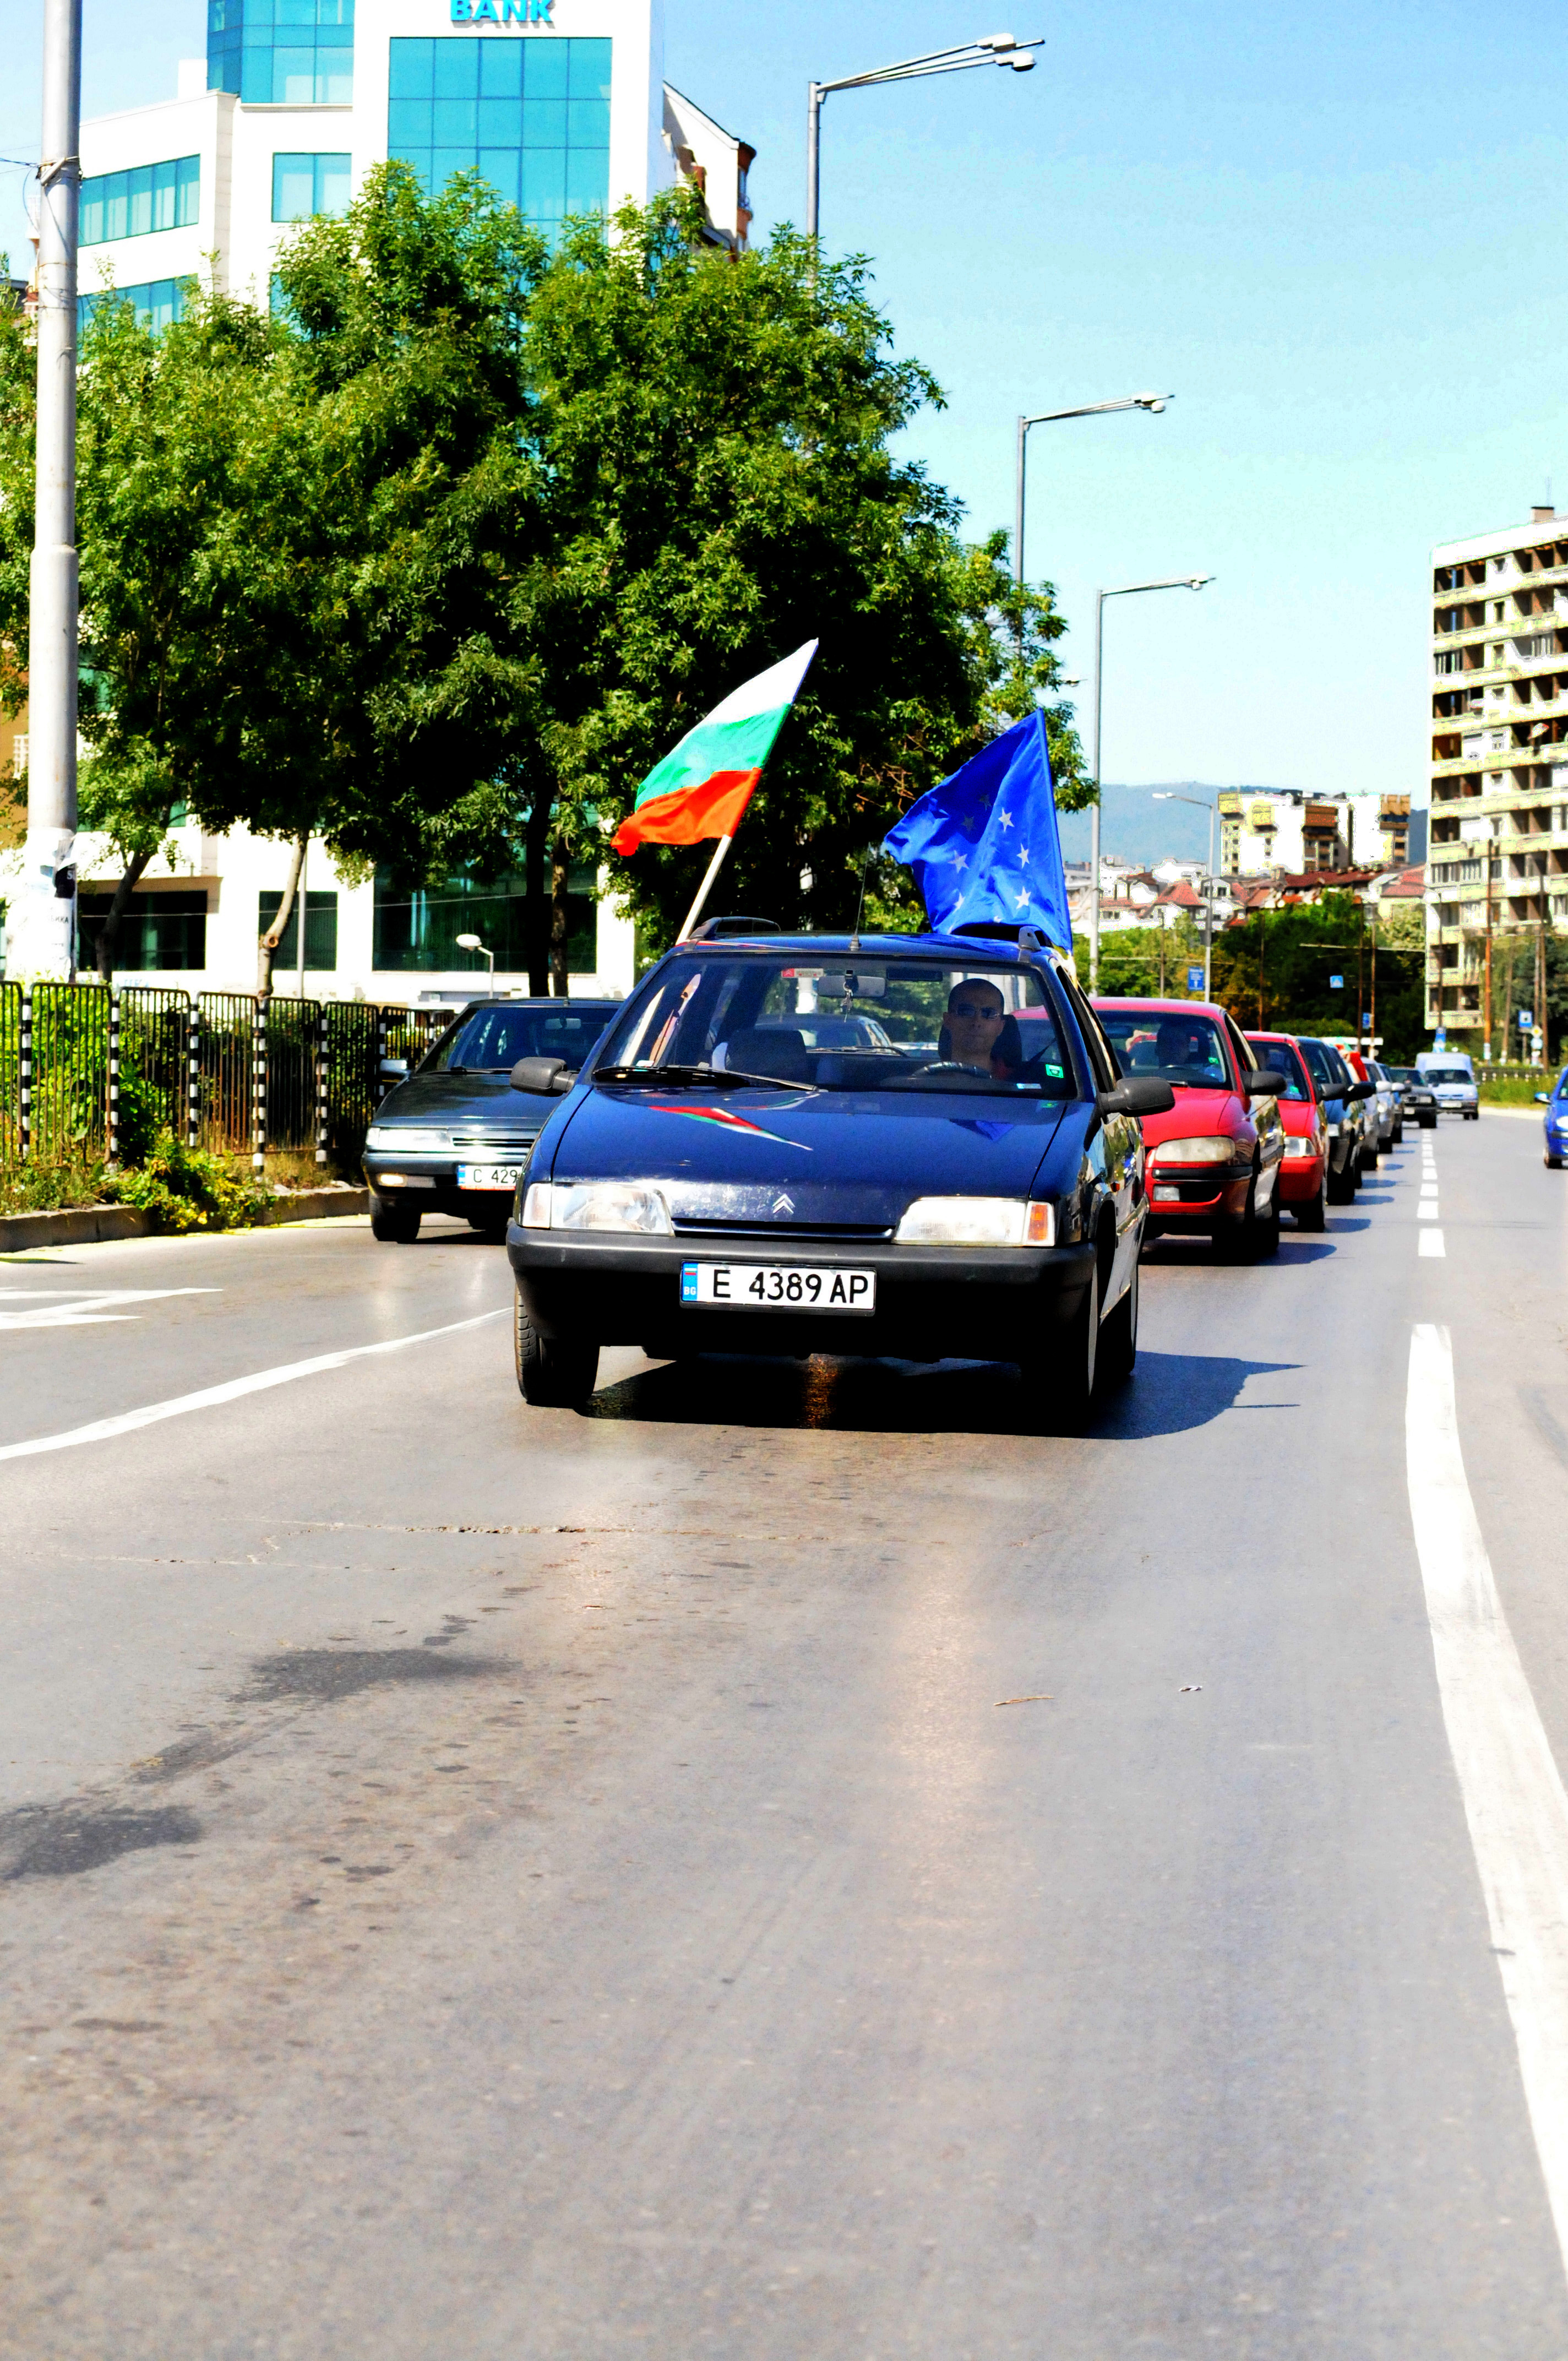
[1135,393,1170,412]
[981,32,1018,49]
[455,933,483,950]
[1186,575,1213,591]
[1008,53,1036,69]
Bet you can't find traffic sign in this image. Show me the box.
[1329,973,1344,989]
[1520,1009,1534,1030]
[1363,1012,1373,1028]
[1186,966,1204,992]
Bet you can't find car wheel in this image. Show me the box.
[1393,1121,1404,1145]
[467,1212,509,1241]
[514,1288,599,1408]
[1466,1110,1479,1120]
[1418,1112,1436,1129]
[1295,1165,1327,1230]
[1326,1154,1354,1205]
[370,1196,421,1243]
[1099,1256,1139,1385]
[1240,1172,1280,1259]
[1547,1154,1563,1171]
[1020,1261,1099,1432]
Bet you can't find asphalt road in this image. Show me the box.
[3,1113,1568,2358]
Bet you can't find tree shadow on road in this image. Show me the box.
[586,1347,1298,1440]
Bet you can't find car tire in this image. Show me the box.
[370,1196,421,1243]
[1296,1165,1327,1230]
[1020,1261,1099,1432]
[467,1212,509,1241]
[1547,1154,1562,1171]
[1327,1155,1355,1205]
[1099,1256,1139,1385]
[1393,1121,1404,1145]
[514,1288,599,1408]
[1418,1112,1437,1129]
[1465,1110,1479,1120]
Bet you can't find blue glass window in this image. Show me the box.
[208,0,354,105]
[78,279,189,335]
[80,156,199,248]
[272,151,351,220]
[386,37,610,231]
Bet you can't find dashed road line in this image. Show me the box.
[1406,1323,1568,2282]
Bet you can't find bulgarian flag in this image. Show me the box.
[612,641,818,856]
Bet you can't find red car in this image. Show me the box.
[1095,998,1289,1258]
[1246,1031,1327,1231]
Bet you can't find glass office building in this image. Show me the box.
[208,0,355,106]
[386,37,611,226]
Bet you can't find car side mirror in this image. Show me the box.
[1245,1068,1288,1096]
[378,1057,409,1080]
[509,1055,575,1095]
[1536,1091,1551,1103]
[1348,1080,1375,1101]
[1098,1077,1175,1118]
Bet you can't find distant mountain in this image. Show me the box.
[1055,784,1284,870]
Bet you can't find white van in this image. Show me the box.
[1415,1050,1479,1118]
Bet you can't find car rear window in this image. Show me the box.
[425,1004,615,1073]
[1246,1038,1309,1100]
[1099,1010,1232,1090]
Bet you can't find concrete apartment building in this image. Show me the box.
[1427,505,1568,1045]
[1,0,754,1002]
[1217,790,1417,878]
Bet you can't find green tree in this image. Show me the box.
[511,193,1086,955]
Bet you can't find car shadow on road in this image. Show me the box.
[586,1347,1299,1439]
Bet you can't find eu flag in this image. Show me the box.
[880,709,1072,950]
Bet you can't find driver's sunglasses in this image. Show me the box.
[950,1001,1003,1020]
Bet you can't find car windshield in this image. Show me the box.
[1246,1039,1308,1100]
[1294,1037,1339,1092]
[1424,1065,1473,1085]
[591,954,1072,1097]
[1554,1068,1568,1100]
[425,1004,614,1074]
[1099,1011,1232,1090]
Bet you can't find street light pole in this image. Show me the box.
[1153,788,1219,998]
[807,34,1042,244]
[1012,394,1170,654]
[1090,576,1213,991]
[17,0,82,981]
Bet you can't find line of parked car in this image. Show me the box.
[358,922,1457,1429]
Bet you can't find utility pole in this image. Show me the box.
[15,0,82,981]
[1369,901,1378,1052]
[1483,853,1494,1059]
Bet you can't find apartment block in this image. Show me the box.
[1217,790,1412,877]
[1427,505,1568,1042]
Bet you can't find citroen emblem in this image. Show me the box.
[772,1192,795,1217]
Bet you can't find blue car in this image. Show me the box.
[503,927,1173,1425]
[1538,1069,1568,1167]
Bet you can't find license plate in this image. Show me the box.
[680,1261,876,1314]
[456,1164,522,1190]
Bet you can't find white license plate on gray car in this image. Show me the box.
[680,1262,876,1314]
[456,1164,522,1189]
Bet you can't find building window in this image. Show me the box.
[208,0,354,106]
[80,156,199,247]
[78,278,189,335]
[387,36,611,229]
[272,151,352,221]
[373,862,596,973]
[258,889,339,972]
[77,890,208,972]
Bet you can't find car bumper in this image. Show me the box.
[1144,1169,1251,1231]
[1276,1154,1325,1201]
[505,1227,1102,1358]
[364,1152,524,1222]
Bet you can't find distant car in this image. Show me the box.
[1344,1051,1398,1156]
[1416,1056,1480,1120]
[1385,1065,1439,1129]
[363,998,621,1242]
[1246,1032,1328,1228]
[1291,1035,1374,1200]
[1095,997,1287,1258]
[1361,1057,1403,1148]
[1537,1068,1568,1167]
[753,1013,895,1052]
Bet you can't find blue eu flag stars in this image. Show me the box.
[880,709,1072,950]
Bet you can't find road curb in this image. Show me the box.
[0,1187,370,1254]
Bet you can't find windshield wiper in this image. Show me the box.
[594,1062,810,1094]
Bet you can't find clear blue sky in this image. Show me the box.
[3,0,1564,820]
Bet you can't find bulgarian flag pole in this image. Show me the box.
[612,640,818,942]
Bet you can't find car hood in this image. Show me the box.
[1137,1086,1243,1146]
[374,1071,551,1139]
[546,1085,1069,1228]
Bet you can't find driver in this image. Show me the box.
[946,978,1010,1074]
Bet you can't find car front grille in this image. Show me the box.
[672,1217,895,1242]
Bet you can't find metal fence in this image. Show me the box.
[0,983,456,1173]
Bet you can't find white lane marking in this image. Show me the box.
[0,1287,220,1331]
[0,1309,507,1462]
[1407,1325,1568,2280]
[1419,1204,1441,1222]
[1419,1230,1446,1257]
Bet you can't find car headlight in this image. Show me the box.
[365,1125,449,1152]
[895,1196,1054,1247]
[522,1179,672,1234]
[1150,1134,1245,1165]
[1280,1135,1314,1158]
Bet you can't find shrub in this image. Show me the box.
[101,1132,271,1233]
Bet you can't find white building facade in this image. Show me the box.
[37,0,755,1003]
